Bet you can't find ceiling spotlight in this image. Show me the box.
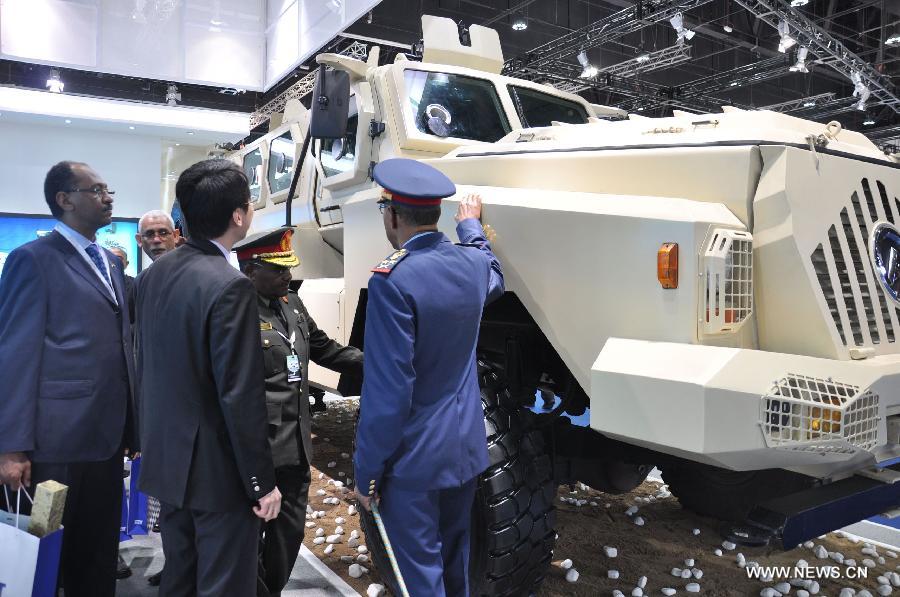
[577,50,598,78]
[635,51,651,63]
[166,84,181,107]
[366,10,373,24]
[777,19,797,53]
[851,71,871,111]
[789,47,809,73]
[886,33,900,46]
[729,81,739,86]
[669,12,695,44]
[65,119,71,124]
[129,126,135,130]
[803,100,816,107]
[790,0,809,6]
[512,17,527,31]
[723,22,734,33]
[46,69,64,93]
[863,117,875,126]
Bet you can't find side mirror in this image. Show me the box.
[309,66,350,139]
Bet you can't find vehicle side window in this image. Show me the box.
[320,113,359,178]
[404,70,511,142]
[243,148,264,204]
[509,85,589,127]
[267,131,294,194]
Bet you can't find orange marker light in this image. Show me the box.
[657,243,679,289]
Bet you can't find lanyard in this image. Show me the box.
[275,329,297,355]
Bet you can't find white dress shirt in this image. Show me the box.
[55,221,118,303]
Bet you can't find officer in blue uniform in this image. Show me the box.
[353,158,504,596]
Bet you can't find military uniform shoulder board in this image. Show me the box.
[371,249,409,274]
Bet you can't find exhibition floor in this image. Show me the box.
[117,533,359,597]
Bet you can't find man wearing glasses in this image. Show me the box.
[0,161,137,597]
[136,210,180,263]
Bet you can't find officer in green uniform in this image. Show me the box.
[235,227,363,597]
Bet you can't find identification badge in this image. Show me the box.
[286,354,301,383]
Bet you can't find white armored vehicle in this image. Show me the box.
[232,15,900,596]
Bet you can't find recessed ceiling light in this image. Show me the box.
[723,23,734,33]
[187,131,194,135]
[886,33,900,47]
[803,101,816,107]
[512,17,527,31]
[65,119,71,123]
[863,117,875,126]
[790,0,808,6]
[175,143,181,146]
[129,125,135,130]
[730,81,739,86]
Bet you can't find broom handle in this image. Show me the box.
[370,501,411,597]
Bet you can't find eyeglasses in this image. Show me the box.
[66,186,115,198]
[377,199,392,214]
[141,229,173,241]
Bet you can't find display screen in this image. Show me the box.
[0,214,141,280]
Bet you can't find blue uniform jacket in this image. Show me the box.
[354,218,504,493]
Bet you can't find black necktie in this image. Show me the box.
[271,299,289,331]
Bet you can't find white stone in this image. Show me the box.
[804,541,816,549]
[845,559,857,567]
[661,589,676,596]
[634,516,645,526]
[839,589,855,597]
[631,589,643,597]
[349,564,363,578]
[590,502,598,506]
[316,489,326,496]
[357,555,369,563]
[326,535,342,544]
[625,506,639,516]
[335,517,345,525]
[722,541,737,551]
[864,559,878,568]
[338,472,346,477]
[335,526,344,535]
[341,452,350,459]
[685,583,700,593]
[714,549,723,557]
[815,545,829,559]
[831,553,845,564]
[565,569,580,583]
[879,576,891,586]
[560,559,573,570]
[605,546,618,558]
[671,568,682,577]
[681,569,692,579]
[692,569,703,579]
[340,556,354,563]
[692,528,700,535]
[808,581,820,594]
[366,584,385,597]
[315,528,325,537]
[350,530,360,539]
[684,559,695,567]
[797,592,810,597]
[328,461,337,468]
[324,544,334,555]
[882,557,888,566]
[327,480,335,486]
[638,576,647,588]
[318,472,325,480]
[348,538,360,548]
[358,546,368,554]
[891,572,900,587]
[889,552,899,559]
[776,583,791,593]
[737,553,746,566]
[613,591,625,597]
[759,590,780,597]
[878,588,893,597]
[348,505,358,516]
[313,537,325,545]
[305,521,315,528]
[334,481,344,488]
[864,548,880,557]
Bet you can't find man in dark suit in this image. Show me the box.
[0,161,137,597]
[354,159,503,596]
[234,227,363,597]
[135,158,281,596]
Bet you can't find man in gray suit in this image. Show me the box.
[135,158,281,596]
[0,161,136,597]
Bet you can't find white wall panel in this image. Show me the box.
[184,24,264,89]
[99,0,183,80]
[0,0,97,66]
[265,0,299,86]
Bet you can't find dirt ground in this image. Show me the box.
[307,398,899,596]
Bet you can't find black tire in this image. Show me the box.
[660,461,814,522]
[357,360,558,596]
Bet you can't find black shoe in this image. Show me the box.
[148,570,162,586]
[117,554,132,579]
[152,522,160,533]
